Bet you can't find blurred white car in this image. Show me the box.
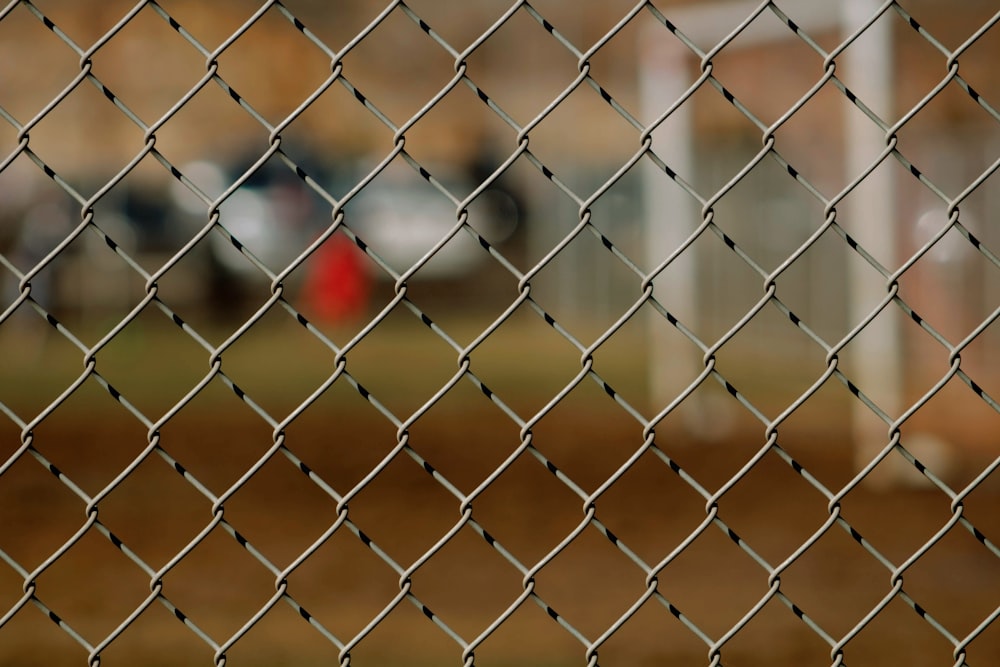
[172,158,519,281]
[347,173,518,279]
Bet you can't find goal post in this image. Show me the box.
[640,0,902,481]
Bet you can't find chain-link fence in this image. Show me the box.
[2,0,999,665]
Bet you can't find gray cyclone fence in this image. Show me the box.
[1,0,999,666]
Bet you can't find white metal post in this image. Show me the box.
[842,0,902,486]
[640,34,698,414]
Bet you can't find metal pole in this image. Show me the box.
[639,34,699,415]
[842,0,902,486]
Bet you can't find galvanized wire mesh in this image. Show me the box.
[1,0,999,665]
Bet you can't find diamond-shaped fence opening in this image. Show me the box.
[1,1,999,665]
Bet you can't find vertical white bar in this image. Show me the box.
[842,0,902,485]
[639,33,699,413]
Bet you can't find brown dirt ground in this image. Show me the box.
[1,395,998,667]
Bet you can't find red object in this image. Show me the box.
[302,234,371,323]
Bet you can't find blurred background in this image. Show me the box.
[1,1,999,665]
[1,0,998,411]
